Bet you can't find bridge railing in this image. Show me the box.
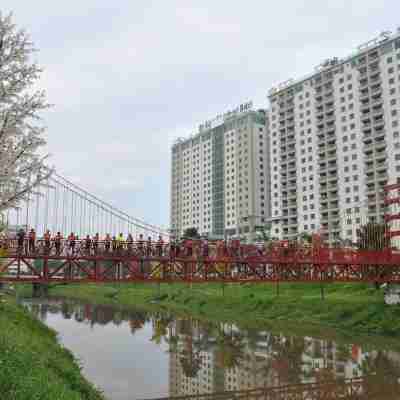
[1,238,399,264]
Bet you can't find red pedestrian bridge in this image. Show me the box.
[1,238,400,284]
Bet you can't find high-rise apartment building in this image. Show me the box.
[268,30,400,243]
[170,104,270,240]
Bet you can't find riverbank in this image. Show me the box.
[0,293,105,400]
[45,282,400,338]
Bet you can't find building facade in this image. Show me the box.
[170,107,270,241]
[268,31,400,243]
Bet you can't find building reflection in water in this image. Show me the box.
[24,298,400,399]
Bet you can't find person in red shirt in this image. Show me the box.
[185,239,193,257]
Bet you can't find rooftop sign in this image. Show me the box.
[199,101,253,132]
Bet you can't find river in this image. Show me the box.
[21,297,400,400]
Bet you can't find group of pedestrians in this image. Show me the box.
[10,229,166,256]
[4,228,254,258]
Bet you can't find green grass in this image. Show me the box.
[0,294,105,400]
[46,282,400,340]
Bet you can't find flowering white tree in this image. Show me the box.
[0,12,51,213]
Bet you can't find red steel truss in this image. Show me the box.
[1,239,400,284]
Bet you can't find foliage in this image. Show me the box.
[255,223,271,242]
[0,296,104,399]
[182,227,200,239]
[298,232,312,245]
[0,12,52,213]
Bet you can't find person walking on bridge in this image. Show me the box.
[146,236,153,257]
[84,235,92,255]
[93,233,99,254]
[202,239,209,258]
[43,230,51,255]
[127,233,134,254]
[137,234,144,256]
[55,232,62,255]
[104,233,111,253]
[111,236,117,253]
[17,228,25,254]
[156,235,164,257]
[28,229,36,254]
[68,232,76,255]
[185,238,193,257]
[117,233,124,254]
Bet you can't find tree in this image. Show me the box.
[0,12,51,213]
[182,227,200,239]
[255,223,272,242]
[298,232,312,246]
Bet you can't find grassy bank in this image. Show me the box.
[46,282,400,338]
[0,294,105,400]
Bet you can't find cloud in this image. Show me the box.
[2,0,400,228]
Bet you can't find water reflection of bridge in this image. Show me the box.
[147,378,373,400]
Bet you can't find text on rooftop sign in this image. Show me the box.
[199,101,253,132]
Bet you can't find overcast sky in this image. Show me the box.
[2,1,400,228]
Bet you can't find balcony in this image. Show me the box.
[359,91,370,101]
[361,114,371,123]
[366,174,375,184]
[372,108,384,118]
[363,132,373,141]
[371,85,382,95]
[365,163,374,172]
[360,103,371,112]
[359,78,369,88]
[374,120,385,130]
[364,143,374,152]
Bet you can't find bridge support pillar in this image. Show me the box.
[32,283,49,297]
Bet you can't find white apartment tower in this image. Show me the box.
[268,31,400,243]
[170,105,270,240]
